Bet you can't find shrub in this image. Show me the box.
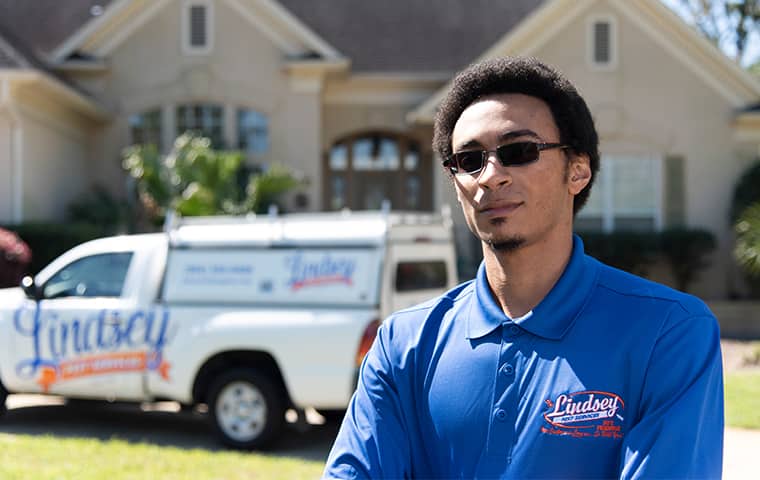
[579,229,717,293]
[67,185,130,231]
[660,228,716,292]
[578,231,659,276]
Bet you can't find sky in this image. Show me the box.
[661,0,760,67]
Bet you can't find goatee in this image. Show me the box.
[487,237,525,252]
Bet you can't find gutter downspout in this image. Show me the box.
[0,78,23,223]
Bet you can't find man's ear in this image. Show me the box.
[567,154,591,196]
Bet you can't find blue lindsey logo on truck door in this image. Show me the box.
[286,252,357,291]
[12,304,172,392]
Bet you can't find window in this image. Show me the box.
[42,253,133,299]
[575,155,662,232]
[588,15,616,69]
[182,1,213,54]
[176,104,224,147]
[238,109,269,155]
[325,133,431,211]
[129,109,162,149]
[395,261,448,292]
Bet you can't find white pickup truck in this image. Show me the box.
[0,210,457,448]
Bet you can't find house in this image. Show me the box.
[1,0,759,300]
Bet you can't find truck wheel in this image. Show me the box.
[207,368,284,449]
[0,382,7,416]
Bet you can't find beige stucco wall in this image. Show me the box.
[11,89,92,221]
[515,0,756,299]
[74,0,321,209]
[0,113,13,223]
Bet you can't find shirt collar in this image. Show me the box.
[466,235,599,340]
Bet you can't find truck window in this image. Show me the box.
[42,252,133,299]
[395,261,448,292]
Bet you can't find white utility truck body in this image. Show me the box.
[0,210,457,448]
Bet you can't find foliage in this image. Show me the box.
[123,133,301,225]
[0,433,323,479]
[2,223,108,275]
[725,371,760,429]
[246,165,302,214]
[668,0,760,64]
[0,227,32,288]
[579,229,718,292]
[660,227,717,292]
[731,160,760,222]
[735,202,760,277]
[66,185,130,231]
[578,231,659,276]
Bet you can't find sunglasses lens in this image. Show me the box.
[453,151,483,174]
[496,142,540,166]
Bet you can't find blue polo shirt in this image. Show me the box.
[324,236,724,479]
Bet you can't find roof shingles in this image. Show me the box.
[278,0,545,72]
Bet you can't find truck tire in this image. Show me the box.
[0,382,7,416]
[207,368,285,449]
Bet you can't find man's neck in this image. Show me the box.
[482,231,574,319]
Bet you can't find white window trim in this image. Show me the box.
[581,154,663,232]
[182,0,214,55]
[586,13,618,71]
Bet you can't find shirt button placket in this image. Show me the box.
[486,323,521,463]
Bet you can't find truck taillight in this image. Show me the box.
[355,319,380,367]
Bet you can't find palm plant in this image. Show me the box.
[123,133,301,225]
[735,202,760,278]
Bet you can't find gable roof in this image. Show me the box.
[409,0,760,123]
[0,0,544,72]
[48,0,346,63]
[0,0,115,57]
[277,0,544,73]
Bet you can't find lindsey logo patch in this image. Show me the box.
[541,390,624,439]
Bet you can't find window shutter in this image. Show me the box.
[189,5,207,47]
[593,21,611,64]
[664,155,686,227]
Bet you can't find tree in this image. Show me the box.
[666,0,760,64]
[123,133,302,226]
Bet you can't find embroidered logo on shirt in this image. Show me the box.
[541,390,624,439]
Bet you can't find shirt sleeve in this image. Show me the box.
[619,308,724,479]
[322,321,413,479]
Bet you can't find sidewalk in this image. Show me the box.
[724,427,760,479]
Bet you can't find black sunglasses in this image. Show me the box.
[443,142,568,176]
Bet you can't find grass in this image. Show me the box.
[0,372,755,478]
[0,433,324,480]
[725,371,760,430]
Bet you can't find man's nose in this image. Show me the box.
[477,151,511,188]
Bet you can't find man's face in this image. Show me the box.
[450,93,590,252]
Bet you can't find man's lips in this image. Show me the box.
[479,201,523,217]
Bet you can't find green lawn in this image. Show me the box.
[725,371,760,430]
[0,373,755,479]
[0,433,324,480]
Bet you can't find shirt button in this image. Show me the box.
[508,325,520,336]
[500,363,515,376]
[495,409,507,421]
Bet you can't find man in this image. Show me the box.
[323,57,723,479]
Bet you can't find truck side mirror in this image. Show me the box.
[21,276,42,301]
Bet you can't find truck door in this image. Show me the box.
[10,251,156,400]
